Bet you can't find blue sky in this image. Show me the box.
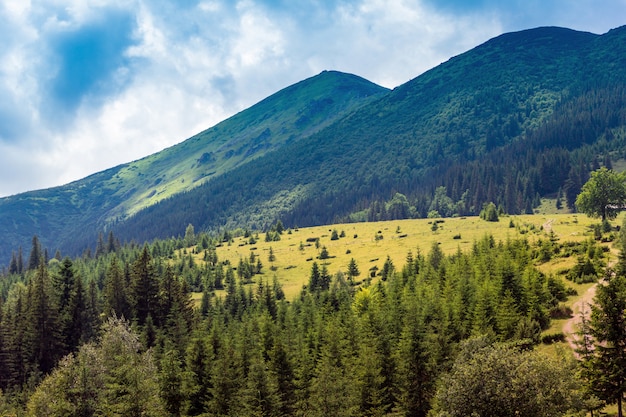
[0,0,624,197]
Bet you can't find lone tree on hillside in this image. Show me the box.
[576,167,626,221]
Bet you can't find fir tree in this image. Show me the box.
[129,246,159,326]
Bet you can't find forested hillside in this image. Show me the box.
[0,71,388,264]
[1,25,626,266]
[110,26,626,247]
[0,217,609,415]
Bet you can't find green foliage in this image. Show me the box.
[0,219,606,415]
[479,202,499,221]
[579,269,626,415]
[26,317,164,417]
[431,337,582,417]
[576,167,626,221]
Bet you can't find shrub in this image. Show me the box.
[479,202,499,222]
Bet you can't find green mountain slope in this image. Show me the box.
[0,71,388,263]
[2,25,626,265]
[111,26,626,245]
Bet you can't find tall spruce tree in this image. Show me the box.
[27,236,42,271]
[26,261,63,375]
[129,246,159,326]
[581,271,626,416]
[103,256,130,319]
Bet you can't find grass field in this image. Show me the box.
[212,212,615,300]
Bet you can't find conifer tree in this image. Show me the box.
[185,337,213,416]
[239,351,280,417]
[396,298,434,417]
[107,230,119,253]
[103,256,130,319]
[347,258,360,284]
[17,246,24,274]
[26,261,63,375]
[319,264,331,292]
[160,347,184,417]
[64,276,88,352]
[129,246,159,326]
[8,252,18,275]
[309,262,321,292]
[27,235,42,271]
[309,319,357,417]
[95,232,106,258]
[270,338,296,416]
[0,283,30,388]
[580,271,626,416]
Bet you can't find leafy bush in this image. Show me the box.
[479,202,499,222]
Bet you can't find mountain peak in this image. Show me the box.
[479,26,597,51]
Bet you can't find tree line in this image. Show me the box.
[0,221,617,415]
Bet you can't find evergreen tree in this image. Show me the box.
[270,338,296,416]
[103,256,130,319]
[160,347,184,417]
[0,283,30,388]
[395,297,435,417]
[96,317,165,416]
[62,274,88,353]
[129,246,160,326]
[8,252,18,275]
[95,232,106,258]
[17,246,24,274]
[184,337,213,416]
[309,319,357,417]
[26,261,63,375]
[381,255,395,281]
[107,230,119,253]
[347,258,360,284]
[309,262,321,293]
[581,272,626,416]
[239,351,280,416]
[319,265,331,292]
[27,235,42,271]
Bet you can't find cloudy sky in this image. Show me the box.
[0,0,624,197]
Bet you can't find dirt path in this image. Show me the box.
[563,282,598,356]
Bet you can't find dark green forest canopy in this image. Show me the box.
[0,229,596,415]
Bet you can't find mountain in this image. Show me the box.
[1,25,626,265]
[112,26,626,241]
[0,71,388,264]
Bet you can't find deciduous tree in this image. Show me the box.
[576,167,626,221]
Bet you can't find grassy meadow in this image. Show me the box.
[211,212,615,300]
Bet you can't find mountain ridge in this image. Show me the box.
[1,25,626,265]
[111,25,626,241]
[0,70,388,263]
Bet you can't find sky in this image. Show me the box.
[0,0,625,197]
